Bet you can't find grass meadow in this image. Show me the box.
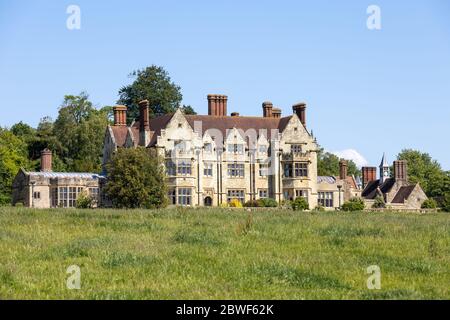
[0,207,449,300]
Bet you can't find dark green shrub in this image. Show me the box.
[292,197,309,211]
[372,196,386,209]
[258,198,278,208]
[441,193,450,212]
[342,197,365,212]
[421,198,437,209]
[314,205,325,212]
[244,200,260,208]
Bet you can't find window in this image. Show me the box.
[204,162,213,177]
[227,163,245,178]
[51,188,58,208]
[259,145,268,153]
[89,188,99,203]
[295,163,308,177]
[318,192,334,208]
[177,160,192,176]
[283,189,294,201]
[291,144,302,154]
[295,189,308,202]
[168,189,176,205]
[166,160,176,176]
[284,163,293,178]
[59,187,68,208]
[178,188,192,206]
[259,189,268,198]
[228,144,244,154]
[259,163,269,177]
[33,192,41,199]
[227,190,245,204]
[174,140,186,153]
[204,143,212,153]
[69,187,78,208]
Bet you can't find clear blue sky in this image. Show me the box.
[1,0,449,169]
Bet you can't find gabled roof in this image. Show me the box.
[392,185,417,203]
[110,126,128,147]
[362,178,396,199]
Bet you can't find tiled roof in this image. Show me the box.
[111,112,300,147]
[111,126,128,147]
[392,185,416,203]
[28,172,105,179]
[362,179,380,198]
[184,115,294,140]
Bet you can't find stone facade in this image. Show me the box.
[103,95,359,210]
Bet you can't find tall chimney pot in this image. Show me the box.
[40,149,52,172]
[113,105,127,126]
[207,94,228,116]
[362,166,377,188]
[393,160,408,182]
[339,159,348,180]
[262,101,273,118]
[138,100,150,131]
[293,102,307,127]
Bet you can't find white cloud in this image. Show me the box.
[331,149,369,168]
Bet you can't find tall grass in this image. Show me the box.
[0,207,448,299]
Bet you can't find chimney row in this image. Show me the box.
[113,105,127,126]
[293,102,307,127]
[207,94,228,116]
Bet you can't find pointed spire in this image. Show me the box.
[380,152,388,168]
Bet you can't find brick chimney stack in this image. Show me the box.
[393,160,408,182]
[272,108,282,118]
[361,167,377,188]
[113,105,127,126]
[208,94,228,116]
[139,100,150,132]
[293,102,307,127]
[339,159,348,180]
[40,149,52,172]
[262,101,273,118]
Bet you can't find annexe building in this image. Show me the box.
[12,149,104,208]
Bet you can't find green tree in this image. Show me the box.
[397,149,446,197]
[317,149,360,177]
[118,65,183,121]
[104,147,167,209]
[53,93,109,172]
[181,105,197,115]
[0,129,29,205]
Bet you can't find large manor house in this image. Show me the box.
[12,94,427,210]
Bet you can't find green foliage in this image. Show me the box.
[342,197,365,212]
[118,66,183,121]
[236,212,253,236]
[397,149,448,198]
[0,129,30,205]
[76,191,94,209]
[441,193,450,212]
[372,196,386,209]
[421,199,437,209]
[244,200,260,208]
[53,92,109,172]
[292,197,309,211]
[317,148,360,177]
[258,198,278,208]
[181,105,197,115]
[104,147,167,209]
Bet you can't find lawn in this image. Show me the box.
[0,207,448,300]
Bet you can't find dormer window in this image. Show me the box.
[259,145,268,153]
